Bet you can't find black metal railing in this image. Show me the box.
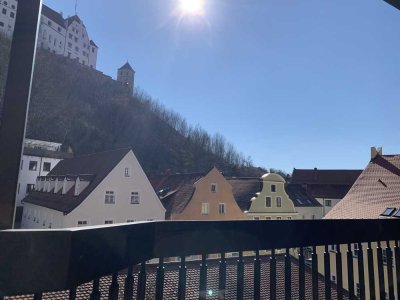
[0,219,399,299]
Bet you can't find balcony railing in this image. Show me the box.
[0,219,399,299]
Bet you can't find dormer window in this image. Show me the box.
[124,167,130,177]
[211,183,217,193]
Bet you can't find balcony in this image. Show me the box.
[0,219,399,299]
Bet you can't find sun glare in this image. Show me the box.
[179,0,205,16]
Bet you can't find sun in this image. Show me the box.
[179,0,205,16]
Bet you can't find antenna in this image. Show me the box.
[74,0,78,15]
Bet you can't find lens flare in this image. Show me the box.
[179,0,205,16]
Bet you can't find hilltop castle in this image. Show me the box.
[0,1,98,69]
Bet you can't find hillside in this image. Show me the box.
[0,36,265,177]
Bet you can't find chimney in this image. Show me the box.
[371,147,383,160]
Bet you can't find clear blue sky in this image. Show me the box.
[44,0,400,172]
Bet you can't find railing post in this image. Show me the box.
[124,265,134,300]
[155,257,165,300]
[324,245,332,300]
[199,254,207,300]
[108,272,119,300]
[270,249,276,300]
[69,287,77,300]
[298,247,305,300]
[219,253,227,300]
[177,256,187,300]
[377,241,386,299]
[237,251,244,300]
[33,293,42,300]
[394,241,400,299]
[137,262,147,300]
[335,244,343,300]
[89,278,101,300]
[284,248,291,300]
[357,242,365,300]
[347,244,355,300]
[254,250,261,300]
[311,246,318,300]
[0,0,42,230]
[386,241,395,300]
[366,242,376,300]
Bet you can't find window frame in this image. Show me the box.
[265,196,272,207]
[201,202,209,215]
[104,190,116,204]
[276,196,282,207]
[130,192,140,204]
[218,203,225,214]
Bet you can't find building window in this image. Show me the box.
[353,243,360,257]
[9,11,14,18]
[218,203,225,214]
[69,33,73,39]
[325,199,332,207]
[43,162,51,172]
[74,37,78,42]
[26,184,35,193]
[276,197,282,207]
[75,46,79,52]
[47,20,52,26]
[253,216,260,220]
[104,220,114,224]
[20,160,23,170]
[105,191,115,204]
[311,215,316,219]
[201,203,209,215]
[77,220,87,227]
[131,192,140,204]
[57,26,61,32]
[127,219,136,223]
[124,167,130,177]
[266,217,271,220]
[276,216,282,220]
[0,21,4,27]
[271,184,276,192]
[265,196,272,207]
[287,216,292,220]
[68,42,72,48]
[29,161,37,171]
[2,8,6,15]
[211,183,217,193]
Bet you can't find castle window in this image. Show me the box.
[29,160,37,171]
[218,203,225,214]
[105,191,115,204]
[43,162,51,172]
[130,192,140,204]
[2,8,6,14]
[201,203,209,215]
[276,197,282,207]
[9,11,14,18]
[47,20,52,26]
[0,22,4,27]
[265,196,272,207]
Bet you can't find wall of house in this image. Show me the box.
[38,15,66,55]
[316,197,342,216]
[17,155,61,206]
[21,203,64,229]
[171,167,246,220]
[63,151,165,227]
[0,0,17,37]
[246,173,297,220]
[63,19,92,67]
[295,206,323,220]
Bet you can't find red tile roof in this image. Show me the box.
[325,154,400,219]
[6,256,348,299]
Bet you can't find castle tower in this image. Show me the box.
[117,62,135,96]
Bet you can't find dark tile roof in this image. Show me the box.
[150,173,204,218]
[23,147,73,160]
[89,40,98,48]
[23,148,131,214]
[227,178,262,212]
[66,15,83,27]
[304,184,353,199]
[285,184,322,207]
[118,62,134,71]
[41,4,65,28]
[6,255,348,299]
[325,154,400,219]
[291,169,362,185]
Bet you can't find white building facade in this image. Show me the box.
[21,149,166,229]
[17,139,71,208]
[1,3,98,69]
[0,0,17,37]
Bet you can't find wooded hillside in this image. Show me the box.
[0,36,265,177]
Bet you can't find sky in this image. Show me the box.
[44,0,400,172]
